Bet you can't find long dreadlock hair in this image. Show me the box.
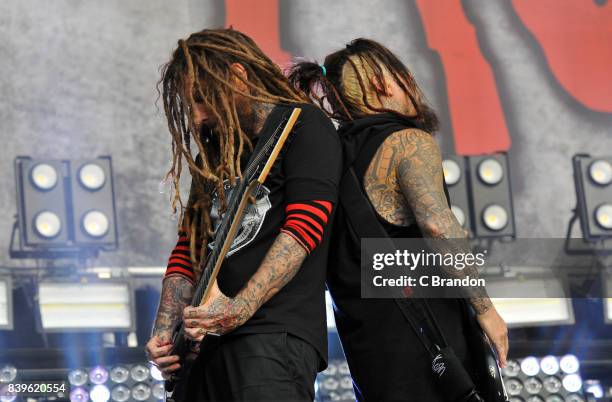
[158,28,307,278]
[288,38,439,133]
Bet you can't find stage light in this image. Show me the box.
[131,383,151,401]
[89,366,109,385]
[524,377,543,394]
[594,203,612,229]
[562,374,582,393]
[442,155,472,232]
[68,369,88,386]
[503,356,586,402]
[443,159,461,186]
[152,383,165,400]
[585,380,604,398]
[451,205,466,227]
[0,278,13,330]
[478,158,504,185]
[79,163,106,191]
[14,158,70,247]
[543,376,562,393]
[149,364,163,381]
[90,384,110,402]
[482,204,509,231]
[109,366,129,383]
[70,157,118,248]
[503,360,521,377]
[13,156,118,257]
[572,154,612,240]
[34,211,62,238]
[540,356,560,375]
[0,395,17,402]
[0,366,16,383]
[489,274,573,327]
[339,376,352,390]
[589,160,612,186]
[505,378,523,396]
[31,163,58,190]
[467,153,515,238]
[315,359,355,402]
[130,365,150,382]
[566,394,585,402]
[560,355,580,374]
[521,357,540,376]
[82,211,110,238]
[321,362,337,376]
[110,385,130,402]
[320,377,339,392]
[38,281,134,331]
[338,361,350,376]
[493,297,573,327]
[69,387,89,402]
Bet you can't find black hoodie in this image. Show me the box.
[327,113,471,402]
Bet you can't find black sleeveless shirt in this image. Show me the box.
[327,114,472,402]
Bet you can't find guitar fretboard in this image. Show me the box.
[190,113,290,307]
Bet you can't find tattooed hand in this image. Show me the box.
[183,281,253,340]
[183,232,307,342]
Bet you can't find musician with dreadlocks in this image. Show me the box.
[145,28,341,401]
[290,39,508,401]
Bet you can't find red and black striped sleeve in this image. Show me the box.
[280,200,333,254]
[164,229,197,284]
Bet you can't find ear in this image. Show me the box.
[230,63,248,92]
[369,74,393,97]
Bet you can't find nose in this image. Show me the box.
[192,103,208,124]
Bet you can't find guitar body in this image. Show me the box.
[165,332,222,402]
[464,302,509,402]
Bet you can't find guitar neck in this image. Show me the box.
[189,107,302,308]
[191,180,257,306]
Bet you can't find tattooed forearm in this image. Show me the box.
[182,233,307,337]
[152,275,194,341]
[394,129,492,314]
[237,232,307,313]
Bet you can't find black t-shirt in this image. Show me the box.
[211,103,342,369]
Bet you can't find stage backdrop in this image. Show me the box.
[0,0,611,268]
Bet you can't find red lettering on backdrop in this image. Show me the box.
[513,0,612,112]
[416,1,511,155]
[225,0,291,67]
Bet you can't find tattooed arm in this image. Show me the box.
[145,275,194,377]
[389,129,491,312]
[390,128,508,366]
[183,232,307,338]
[152,275,195,340]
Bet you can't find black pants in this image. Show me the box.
[184,332,319,402]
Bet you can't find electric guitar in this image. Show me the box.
[164,107,302,402]
[465,303,509,402]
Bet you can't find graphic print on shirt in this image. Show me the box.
[208,179,272,257]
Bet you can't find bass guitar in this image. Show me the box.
[164,107,302,402]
